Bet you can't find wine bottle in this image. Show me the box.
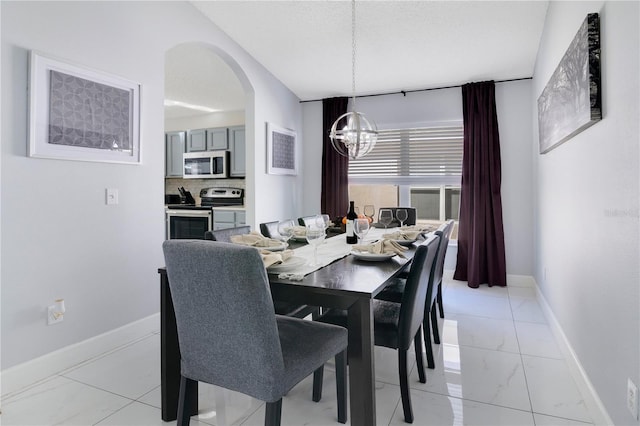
[346,201,358,244]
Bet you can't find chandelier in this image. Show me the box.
[329,0,378,160]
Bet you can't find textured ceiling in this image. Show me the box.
[165,1,549,117]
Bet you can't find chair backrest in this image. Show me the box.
[397,234,440,350]
[162,240,285,402]
[432,220,454,290]
[260,219,296,239]
[259,221,279,239]
[298,216,317,227]
[378,207,417,227]
[204,225,251,242]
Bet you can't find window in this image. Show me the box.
[348,124,463,226]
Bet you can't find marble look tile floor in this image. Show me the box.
[2,275,595,426]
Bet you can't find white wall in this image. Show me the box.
[532,2,639,424]
[301,82,534,275]
[1,1,303,369]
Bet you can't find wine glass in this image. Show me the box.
[305,222,326,266]
[277,220,295,246]
[363,205,375,222]
[354,218,370,244]
[379,208,394,229]
[396,208,408,227]
[321,214,331,230]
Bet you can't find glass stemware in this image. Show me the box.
[396,209,408,227]
[277,220,295,246]
[305,221,326,266]
[354,218,370,244]
[379,208,394,229]
[363,205,375,222]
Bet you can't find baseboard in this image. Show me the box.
[534,282,613,426]
[1,313,159,398]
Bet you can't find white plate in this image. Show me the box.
[350,251,396,261]
[267,256,306,272]
[261,242,288,251]
[393,238,417,246]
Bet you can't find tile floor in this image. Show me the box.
[2,275,595,425]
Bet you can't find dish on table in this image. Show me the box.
[350,251,396,261]
[266,256,306,272]
[393,238,417,246]
[262,242,287,251]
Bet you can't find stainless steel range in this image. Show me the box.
[199,187,244,207]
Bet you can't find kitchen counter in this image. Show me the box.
[165,205,245,211]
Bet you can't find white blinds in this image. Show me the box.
[348,125,464,185]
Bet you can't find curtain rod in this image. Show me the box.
[299,77,532,103]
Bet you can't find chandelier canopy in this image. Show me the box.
[329,0,378,160]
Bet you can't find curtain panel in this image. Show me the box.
[454,81,507,288]
[321,97,349,220]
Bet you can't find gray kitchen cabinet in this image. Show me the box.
[206,127,228,151]
[213,209,246,230]
[228,126,246,177]
[186,129,207,152]
[165,131,185,177]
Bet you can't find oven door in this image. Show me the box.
[166,209,213,240]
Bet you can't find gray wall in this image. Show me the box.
[533,2,639,424]
[1,1,303,369]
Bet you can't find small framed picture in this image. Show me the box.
[266,122,297,175]
[28,51,141,164]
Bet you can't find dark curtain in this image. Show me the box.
[321,97,349,219]
[454,81,507,288]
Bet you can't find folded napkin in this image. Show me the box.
[403,225,437,234]
[352,239,408,257]
[292,226,307,237]
[260,249,294,268]
[382,230,421,241]
[230,231,283,248]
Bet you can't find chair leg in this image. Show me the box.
[398,349,414,423]
[265,399,283,426]
[437,282,444,318]
[413,329,426,383]
[431,301,440,344]
[312,365,324,402]
[422,313,435,369]
[335,350,348,424]
[177,375,197,426]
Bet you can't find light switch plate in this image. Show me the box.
[106,188,119,205]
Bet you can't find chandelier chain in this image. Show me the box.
[351,0,356,102]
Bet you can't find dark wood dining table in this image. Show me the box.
[158,238,416,426]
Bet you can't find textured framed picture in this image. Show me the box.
[28,51,141,164]
[266,122,297,175]
[537,13,601,154]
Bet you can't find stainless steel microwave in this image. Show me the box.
[183,151,228,179]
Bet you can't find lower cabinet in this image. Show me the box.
[213,209,246,230]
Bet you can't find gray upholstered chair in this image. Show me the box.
[204,225,251,242]
[259,221,281,239]
[162,240,348,426]
[313,234,440,424]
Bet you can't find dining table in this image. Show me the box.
[158,227,419,426]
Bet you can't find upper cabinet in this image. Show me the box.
[165,131,185,177]
[207,127,228,150]
[166,126,244,178]
[229,126,245,177]
[186,129,206,152]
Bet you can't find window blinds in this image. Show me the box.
[348,125,464,185]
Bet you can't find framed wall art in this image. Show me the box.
[266,122,297,175]
[28,51,141,164]
[537,13,601,154]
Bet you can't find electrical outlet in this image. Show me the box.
[47,305,63,325]
[628,378,639,420]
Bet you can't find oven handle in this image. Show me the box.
[165,209,213,218]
